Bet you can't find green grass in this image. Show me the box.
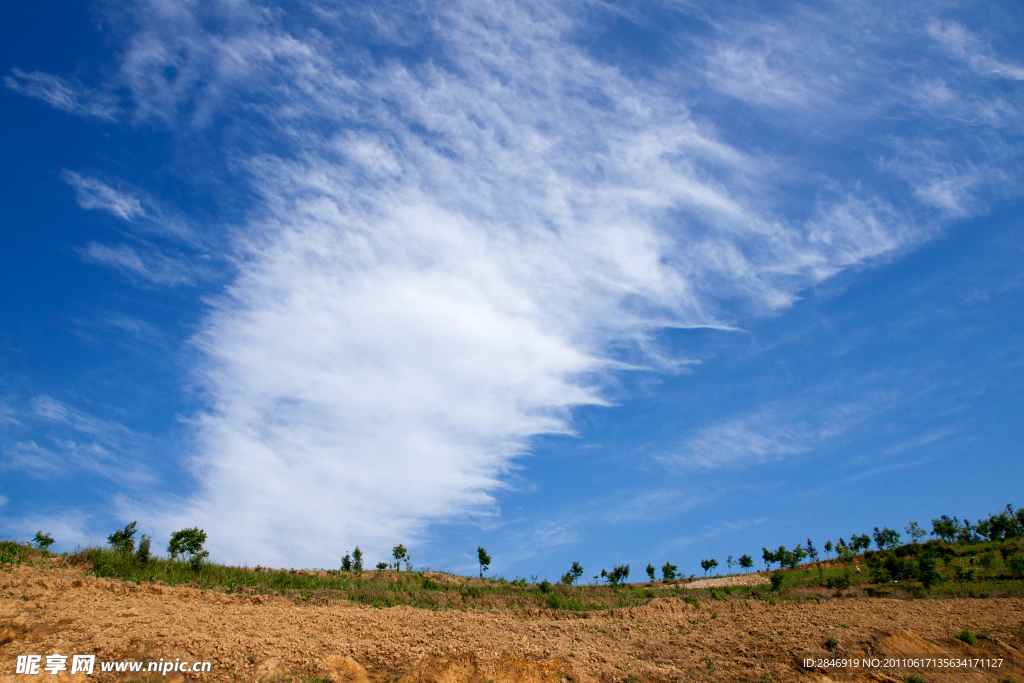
[53,545,703,612]
[7,532,1023,611]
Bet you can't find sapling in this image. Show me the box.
[738,554,753,573]
[700,558,718,577]
[823,540,833,559]
[905,521,926,543]
[136,535,151,565]
[662,562,678,581]
[478,546,492,577]
[805,539,818,564]
[352,546,364,572]
[341,553,352,572]
[32,532,55,551]
[392,544,408,571]
[168,527,209,570]
[109,522,138,554]
[727,555,734,573]
[646,563,656,581]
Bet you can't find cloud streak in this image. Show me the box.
[4,68,118,121]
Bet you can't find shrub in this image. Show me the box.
[1007,553,1024,578]
[955,629,978,647]
[978,551,996,570]
[826,572,852,590]
[905,675,927,683]
[539,579,552,593]
[951,562,975,586]
[108,522,138,554]
[770,571,784,591]
[375,561,388,570]
[825,637,839,652]
[168,527,209,570]
[32,531,55,551]
[917,555,942,589]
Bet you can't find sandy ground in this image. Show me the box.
[2,562,1023,683]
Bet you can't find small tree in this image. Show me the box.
[1007,553,1024,578]
[341,553,352,572]
[872,526,900,550]
[850,534,872,554]
[762,547,776,570]
[700,558,718,577]
[661,561,678,581]
[561,561,584,585]
[805,539,818,564]
[136,535,151,565]
[352,546,364,573]
[168,527,209,570]
[376,561,388,570]
[606,564,630,585]
[789,545,807,568]
[823,540,833,559]
[738,554,753,573]
[646,563,656,581]
[726,555,734,573]
[32,531,55,551]
[917,555,942,589]
[477,546,492,577]
[904,521,926,543]
[392,544,408,571]
[931,515,960,542]
[108,521,138,554]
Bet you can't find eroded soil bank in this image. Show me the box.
[2,562,1023,683]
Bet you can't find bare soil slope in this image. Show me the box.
[3,562,1023,683]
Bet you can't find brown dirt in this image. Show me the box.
[2,562,1023,683]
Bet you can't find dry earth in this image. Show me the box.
[2,562,1023,683]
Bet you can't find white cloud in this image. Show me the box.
[4,68,119,120]
[669,399,883,471]
[80,242,196,286]
[928,20,1024,81]
[80,0,1016,566]
[1,397,153,484]
[62,171,146,221]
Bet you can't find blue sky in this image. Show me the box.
[1,0,1022,579]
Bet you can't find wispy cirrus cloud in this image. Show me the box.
[1,396,153,484]
[4,68,118,121]
[80,242,197,286]
[928,20,1024,81]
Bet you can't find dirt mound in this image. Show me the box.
[681,574,770,589]
[2,563,1023,682]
